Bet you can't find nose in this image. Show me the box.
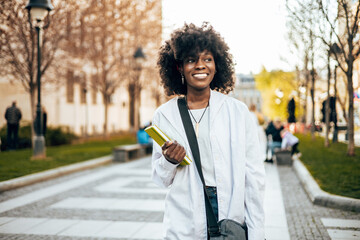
[195,59,205,69]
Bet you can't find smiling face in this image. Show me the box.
[180,50,216,93]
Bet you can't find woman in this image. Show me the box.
[151,23,265,240]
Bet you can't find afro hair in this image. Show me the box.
[157,22,235,96]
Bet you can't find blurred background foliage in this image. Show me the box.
[255,68,303,121]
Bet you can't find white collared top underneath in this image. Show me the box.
[189,107,216,187]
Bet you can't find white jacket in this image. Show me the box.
[151,90,265,240]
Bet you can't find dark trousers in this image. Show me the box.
[291,142,299,155]
[205,186,219,222]
[205,186,218,240]
[7,123,19,150]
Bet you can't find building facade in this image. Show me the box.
[232,73,262,112]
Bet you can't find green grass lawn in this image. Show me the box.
[0,134,136,182]
[297,134,360,199]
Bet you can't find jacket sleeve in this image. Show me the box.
[243,108,265,240]
[150,111,178,188]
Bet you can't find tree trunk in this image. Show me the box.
[346,66,355,156]
[134,86,141,131]
[103,94,109,138]
[128,83,136,132]
[325,53,331,147]
[302,55,310,125]
[310,68,316,140]
[332,65,338,143]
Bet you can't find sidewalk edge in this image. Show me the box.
[293,158,360,212]
[0,155,112,192]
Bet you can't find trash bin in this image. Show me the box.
[274,149,292,166]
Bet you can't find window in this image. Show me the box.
[91,74,97,104]
[66,70,74,103]
[80,75,87,104]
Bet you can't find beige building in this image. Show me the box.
[232,73,262,112]
[1,0,163,136]
[0,72,160,136]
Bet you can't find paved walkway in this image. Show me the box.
[0,156,358,239]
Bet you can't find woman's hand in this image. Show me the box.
[162,141,186,165]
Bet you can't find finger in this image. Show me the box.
[169,144,185,162]
[161,141,173,150]
[174,148,186,162]
[163,142,176,159]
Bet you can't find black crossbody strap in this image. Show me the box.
[177,98,220,236]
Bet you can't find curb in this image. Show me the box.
[0,155,112,192]
[293,158,360,212]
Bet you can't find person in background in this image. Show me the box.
[4,101,22,150]
[42,106,47,136]
[280,129,300,156]
[151,23,265,239]
[265,118,284,162]
[137,122,153,155]
[137,122,152,145]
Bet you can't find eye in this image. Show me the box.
[204,58,213,62]
[186,58,195,63]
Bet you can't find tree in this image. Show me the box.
[315,0,360,156]
[255,68,299,121]
[286,0,321,139]
[79,0,161,136]
[123,0,162,131]
[0,0,73,143]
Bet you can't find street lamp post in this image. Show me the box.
[26,0,54,158]
[83,86,88,139]
[131,47,145,131]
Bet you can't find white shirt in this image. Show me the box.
[189,107,216,187]
[151,90,265,240]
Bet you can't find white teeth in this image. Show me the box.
[193,73,207,78]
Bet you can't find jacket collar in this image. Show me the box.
[159,90,227,133]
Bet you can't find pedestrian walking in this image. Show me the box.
[151,23,265,239]
[4,101,22,150]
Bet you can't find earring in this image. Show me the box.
[181,74,185,85]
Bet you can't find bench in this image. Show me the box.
[113,143,152,162]
[274,149,293,166]
[337,125,347,131]
[334,125,348,140]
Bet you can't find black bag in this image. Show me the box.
[177,98,248,240]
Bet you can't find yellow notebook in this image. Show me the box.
[145,125,192,166]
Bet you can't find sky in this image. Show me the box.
[162,0,295,74]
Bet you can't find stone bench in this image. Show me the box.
[113,143,152,162]
[274,149,292,166]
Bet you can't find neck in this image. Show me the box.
[186,88,210,109]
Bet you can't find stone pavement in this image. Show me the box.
[0,156,359,239]
[278,165,360,240]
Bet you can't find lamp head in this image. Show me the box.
[133,47,146,65]
[26,0,53,22]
